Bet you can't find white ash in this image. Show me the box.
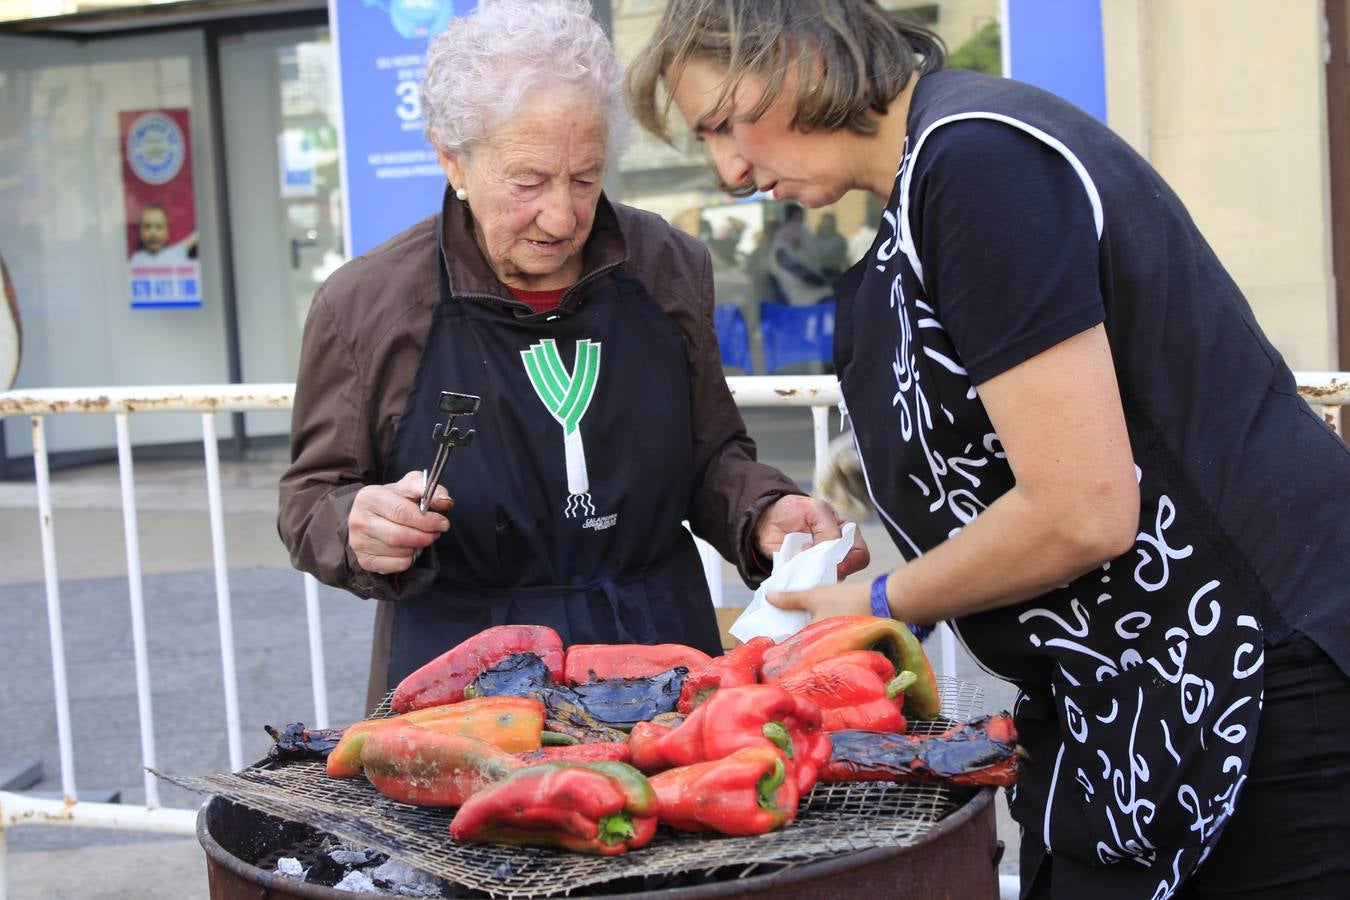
[371,858,442,897]
[335,868,379,892]
[275,856,305,878]
[329,847,379,866]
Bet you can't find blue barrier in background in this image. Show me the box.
[714,304,752,371]
[759,300,834,373]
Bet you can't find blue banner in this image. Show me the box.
[328,0,477,258]
[1006,0,1106,122]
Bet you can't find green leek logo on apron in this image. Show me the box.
[521,338,602,518]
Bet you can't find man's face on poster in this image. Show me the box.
[138,207,169,254]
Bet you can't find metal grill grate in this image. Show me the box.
[162,677,985,899]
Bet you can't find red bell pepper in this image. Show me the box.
[820,713,1023,787]
[648,746,800,835]
[516,742,632,765]
[677,636,775,713]
[761,615,941,720]
[628,684,830,793]
[563,643,711,685]
[360,724,522,806]
[450,761,658,855]
[391,625,565,713]
[777,650,916,733]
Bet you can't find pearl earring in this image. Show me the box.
[455,187,468,202]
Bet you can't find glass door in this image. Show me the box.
[219,27,345,439]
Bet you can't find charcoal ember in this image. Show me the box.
[275,856,305,877]
[329,846,379,867]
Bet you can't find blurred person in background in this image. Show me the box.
[628,0,1350,897]
[812,212,848,280]
[279,0,866,715]
[768,201,831,305]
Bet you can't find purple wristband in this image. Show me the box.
[870,572,935,642]
[869,573,893,619]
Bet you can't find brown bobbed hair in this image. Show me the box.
[626,0,945,194]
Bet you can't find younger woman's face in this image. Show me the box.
[668,58,855,209]
[138,208,169,253]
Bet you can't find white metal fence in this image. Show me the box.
[0,373,1346,899]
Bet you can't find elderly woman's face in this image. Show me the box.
[440,86,606,291]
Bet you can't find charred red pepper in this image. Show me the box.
[677,636,775,714]
[360,724,522,806]
[647,746,800,835]
[628,684,830,794]
[326,696,545,778]
[516,742,632,765]
[761,616,940,720]
[391,624,565,713]
[777,650,916,733]
[563,643,711,685]
[450,761,657,855]
[820,713,1023,787]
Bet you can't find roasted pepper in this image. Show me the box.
[450,760,658,855]
[564,643,711,685]
[360,724,522,806]
[516,741,632,765]
[265,722,343,762]
[777,650,916,732]
[677,636,775,714]
[327,696,546,778]
[648,746,800,835]
[463,653,630,742]
[761,615,940,720]
[820,713,1023,787]
[628,684,831,793]
[391,624,565,713]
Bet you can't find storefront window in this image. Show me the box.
[610,0,1001,374]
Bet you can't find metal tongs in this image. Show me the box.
[418,391,481,513]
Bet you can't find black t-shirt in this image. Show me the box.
[835,68,1350,895]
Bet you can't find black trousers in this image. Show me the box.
[1025,631,1350,899]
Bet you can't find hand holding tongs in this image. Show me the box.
[419,391,481,513]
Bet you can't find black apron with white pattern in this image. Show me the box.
[381,218,723,689]
[835,82,1265,898]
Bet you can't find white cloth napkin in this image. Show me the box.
[729,521,857,644]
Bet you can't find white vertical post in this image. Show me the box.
[303,574,329,728]
[114,414,159,807]
[0,815,8,900]
[31,416,76,801]
[201,413,243,771]
[810,404,830,488]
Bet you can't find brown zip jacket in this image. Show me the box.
[278,190,801,707]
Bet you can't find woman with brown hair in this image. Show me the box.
[629,2,1350,897]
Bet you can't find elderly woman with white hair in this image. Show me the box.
[278,0,867,712]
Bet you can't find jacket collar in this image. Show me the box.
[437,184,630,315]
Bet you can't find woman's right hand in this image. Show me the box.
[348,470,453,574]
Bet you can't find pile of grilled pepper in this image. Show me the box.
[301,617,1022,855]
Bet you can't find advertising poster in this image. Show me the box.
[120,107,202,308]
[329,0,478,257]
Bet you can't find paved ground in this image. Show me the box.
[0,409,1020,898]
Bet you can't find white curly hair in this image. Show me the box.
[420,0,630,165]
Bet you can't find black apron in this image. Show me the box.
[835,74,1266,899]
[382,220,723,688]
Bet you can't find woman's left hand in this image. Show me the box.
[755,494,870,577]
[766,580,871,622]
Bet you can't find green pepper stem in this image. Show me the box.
[761,721,794,758]
[540,730,579,746]
[885,670,918,700]
[757,756,788,811]
[462,684,480,700]
[596,812,635,845]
